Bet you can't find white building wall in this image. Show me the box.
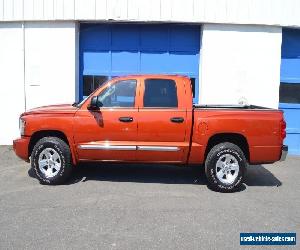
[0,23,25,145]
[24,22,76,110]
[0,21,77,145]
[199,24,282,108]
[1,0,300,28]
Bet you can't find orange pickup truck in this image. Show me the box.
[13,75,287,191]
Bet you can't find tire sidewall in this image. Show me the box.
[32,140,67,184]
[206,144,246,191]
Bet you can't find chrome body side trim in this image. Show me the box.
[78,144,180,152]
[78,145,136,150]
[137,146,180,152]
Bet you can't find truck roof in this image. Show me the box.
[112,74,190,80]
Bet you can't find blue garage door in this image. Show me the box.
[79,23,200,102]
[280,29,300,155]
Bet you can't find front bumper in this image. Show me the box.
[280,145,288,161]
[13,137,30,162]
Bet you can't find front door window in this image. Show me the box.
[98,80,137,108]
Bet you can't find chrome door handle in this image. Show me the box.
[170,117,184,123]
[119,117,133,122]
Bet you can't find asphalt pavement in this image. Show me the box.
[0,146,299,250]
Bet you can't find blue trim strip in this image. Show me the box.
[279,103,300,109]
[286,128,300,133]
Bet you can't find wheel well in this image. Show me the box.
[205,133,249,161]
[28,130,69,156]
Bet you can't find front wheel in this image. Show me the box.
[31,137,73,185]
[205,142,247,192]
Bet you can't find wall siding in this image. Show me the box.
[0,21,77,144]
[1,0,300,27]
[200,24,282,109]
[24,21,77,110]
[0,23,25,145]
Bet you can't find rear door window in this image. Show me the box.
[143,79,178,108]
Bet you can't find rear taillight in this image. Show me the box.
[280,119,286,139]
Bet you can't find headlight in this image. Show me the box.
[19,118,26,136]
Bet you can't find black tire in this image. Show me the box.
[31,137,73,185]
[205,142,247,192]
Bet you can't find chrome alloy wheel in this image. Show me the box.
[38,148,62,178]
[215,154,239,185]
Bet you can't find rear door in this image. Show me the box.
[136,77,189,163]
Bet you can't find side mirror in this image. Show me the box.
[88,96,103,110]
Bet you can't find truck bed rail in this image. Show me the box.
[193,104,275,110]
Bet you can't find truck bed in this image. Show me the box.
[190,105,284,164]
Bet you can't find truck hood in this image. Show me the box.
[22,104,78,116]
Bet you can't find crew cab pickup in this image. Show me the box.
[13,75,287,191]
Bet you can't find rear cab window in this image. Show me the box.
[143,79,178,108]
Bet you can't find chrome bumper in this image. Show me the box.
[280,145,288,161]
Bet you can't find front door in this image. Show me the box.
[74,79,138,161]
[136,77,189,163]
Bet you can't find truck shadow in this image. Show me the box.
[71,163,209,185]
[71,163,281,189]
[245,165,282,187]
[28,163,282,190]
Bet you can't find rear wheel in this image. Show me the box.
[205,142,247,192]
[31,137,73,185]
